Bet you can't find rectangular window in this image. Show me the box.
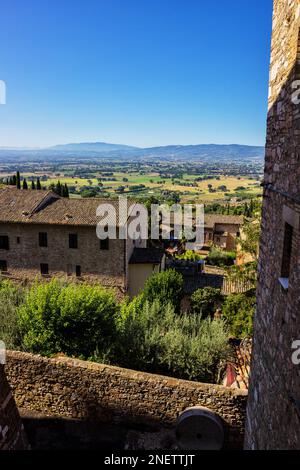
[281,222,294,281]
[40,263,49,275]
[100,238,109,250]
[0,260,7,272]
[39,232,48,247]
[76,265,81,277]
[0,236,9,250]
[69,234,78,249]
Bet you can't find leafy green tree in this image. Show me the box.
[0,280,24,349]
[225,261,257,289]
[18,279,119,358]
[240,218,261,262]
[222,290,256,338]
[206,247,236,267]
[81,188,99,198]
[191,287,223,317]
[142,269,184,312]
[226,214,261,288]
[176,250,204,262]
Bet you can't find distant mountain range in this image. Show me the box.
[49,142,138,152]
[0,142,265,162]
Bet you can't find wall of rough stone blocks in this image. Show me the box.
[245,0,300,449]
[0,365,28,450]
[6,351,248,449]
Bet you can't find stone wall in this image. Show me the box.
[0,365,28,450]
[245,0,300,449]
[6,351,248,449]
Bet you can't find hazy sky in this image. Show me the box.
[0,0,273,148]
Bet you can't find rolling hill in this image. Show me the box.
[0,142,265,162]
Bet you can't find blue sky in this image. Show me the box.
[0,0,273,148]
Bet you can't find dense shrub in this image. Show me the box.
[18,279,119,358]
[176,250,204,262]
[142,269,184,312]
[0,280,24,349]
[222,289,256,338]
[115,299,230,383]
[1,274,232,383]
[206,247,236,267]
[191,287,223,318]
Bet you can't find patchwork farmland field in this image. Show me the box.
[0,158,263,204]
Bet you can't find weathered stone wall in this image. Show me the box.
[245,0,300,450]
[6,351,248,449]
[0,365,28,450]
[0,222,127,292]
[214,223,240,234]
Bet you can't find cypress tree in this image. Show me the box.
[63,183,69,198]
[22,178,28,190]
[12,175,17,186]
[36,178,41,190]
[56,181,62,196]
[16,171,21,189]
[31,180,36,190]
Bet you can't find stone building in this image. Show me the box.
[0,187,149,295]
[204,215,243,251]
[245,0,300,449]
[161,213,243,252]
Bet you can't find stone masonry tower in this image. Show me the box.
[0,365,28,450]
[245,0,300,449]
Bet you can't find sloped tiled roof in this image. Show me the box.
[165,213,243,228]
[129,248,165,265]
[183,273,224,294]
[0,188,58,222]
[204,215,243,229]
[30,197,126,226]
[223,339,252,390]
[0,187,136,227]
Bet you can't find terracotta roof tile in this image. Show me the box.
[129,248,165,265]
[204,215,244,229]
[0,187,57,222]
[183,273,224,294]
[0,187,136,227]
[224,339,252,390]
